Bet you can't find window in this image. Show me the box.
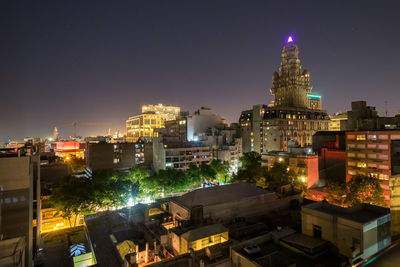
[356,135,366,141]
[368,135,377,140]
[357,162,367,168]
[368,144,376,149]
[313,225,322,238]
[378,135,389,140]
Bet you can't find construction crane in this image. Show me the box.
[59,121,112,139]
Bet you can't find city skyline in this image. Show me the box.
[2,0,400,140]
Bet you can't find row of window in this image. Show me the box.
[1,195,26,204]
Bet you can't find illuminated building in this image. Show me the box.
[171,224,229,255]
[141,104,180,121]
[153,140,212,171]
[240,36,330,153]
[345,130,400,206]
[329,112,348,131]
[153,109,241,173]
[126,104,180,143]
[40,196,84,233]
[55,141,85,160]
[261,142,319,188]
[302,202,390,265]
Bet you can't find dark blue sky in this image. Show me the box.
[1,0,400,140]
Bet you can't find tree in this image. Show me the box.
[324,181,348,207]
[209,160,230,184]
[50,175,94,226]
[50,169,143,220]
[346,175,385,207]
[232,152,267,185]
[269,162,297,185]
[324,175,386,207]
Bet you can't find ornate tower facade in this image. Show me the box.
[240,36,330,153]
[270,36,312,108]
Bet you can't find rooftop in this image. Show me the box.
[303,202,390,224]
[180,224,228,242]
[172,183,273,209]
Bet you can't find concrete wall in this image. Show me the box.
[169,201,190,221]
[0,156,30,190]
[86,143,114,171]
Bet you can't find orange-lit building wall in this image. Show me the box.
[55,141,85,159]
[262,153,319,188]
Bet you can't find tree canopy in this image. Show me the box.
[324,174,386,207]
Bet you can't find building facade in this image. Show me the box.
[261,148,319,188]
[85,142,137,171]
[345,130,400,206]
[126,104,180,143]
[302,202,391,265]
[153,140,212,171]
[329,112,348,131]
[240,37,330,153]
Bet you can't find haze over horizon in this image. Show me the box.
[1,0,400,140]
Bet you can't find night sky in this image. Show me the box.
[1,0,400,140]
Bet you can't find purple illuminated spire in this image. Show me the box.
[287,35,293,43]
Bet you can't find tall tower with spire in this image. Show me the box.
[271,35,312,108]
[239,35,329,153]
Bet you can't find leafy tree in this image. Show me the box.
[324,175,386,207]
[269,162,297,185]
[346,174,385,207]
[324,181,348,207]
[50,169,143,220]
[50,175,94,226]
[209,160,230,183]
[232,152,267,185]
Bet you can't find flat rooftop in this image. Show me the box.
[303,202,390,224]
[172,183,273,209]
[180,224,228,242]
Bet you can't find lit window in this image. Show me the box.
[357,162,366,168]
[356,135,366,141]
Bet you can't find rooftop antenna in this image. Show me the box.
[385,101,388,117]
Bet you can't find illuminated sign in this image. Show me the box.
[307,94,321,99]
[56,141,80,151]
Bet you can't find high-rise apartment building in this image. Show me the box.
[345,130,400,206]
[126,104,180,143]
[240,36,330,153]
